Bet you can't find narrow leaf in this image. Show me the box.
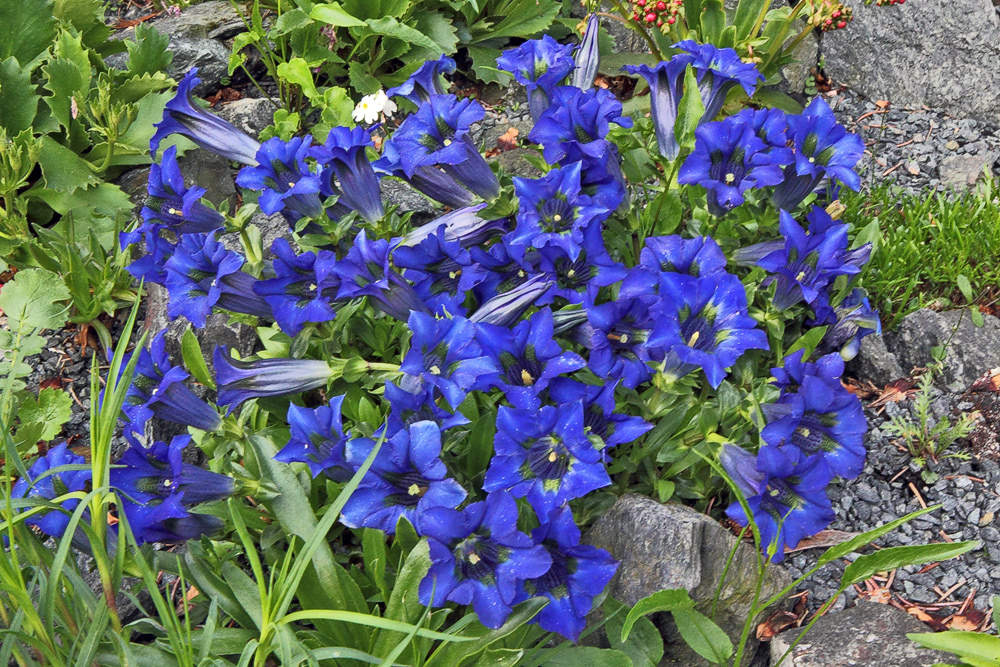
[841,542,978,587]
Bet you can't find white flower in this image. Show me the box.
[352,89,397,125]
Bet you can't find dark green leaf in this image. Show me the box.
[672,608,733,664]
[605,598,664,667]
[424,598,547,667]
[181,328,215,390]
[0,57,39,134]
[365,17,444,52]
[784,326,828,359]
[751,87,803,114]
[674,66,704,150]
[125,24,173,76]
[683,0,703,36]
[0,0,56,66]
[733,0,769,39]
[540,646,633,666]
[621,589,694,642]
[699,0,725,43]
[37,136,101,193]
[372,539,432,657]
[841,542,978,587]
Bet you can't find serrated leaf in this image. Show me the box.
[277,58,321,101]
[470,0,559,41]
[841,542,978,587]
[18,387,73,442]
[0,268,71,333]
[347,61,382,95]
[125,24,173,76]
[672,609,733,664]
[621,589,695,642]
[365,17,444,53]
[53,0,110,50]
[409,12,459,57]
[0,0,56,66]
[37,135,101,193]
[0,57,40,135]
[699,0,725,43]
[466,44,510,85]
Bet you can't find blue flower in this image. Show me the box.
[112,435,234,544]
[401,204,509,249]
[528,87,633,167]
[150,68,261,165]
[674,40,763,123]
[274,398,353,479]
[759,351,867,480]
[341,420,467,534]
[509,162,612,261]
[214,349,334,412]
[749,108,794,159]
[678,109,790,214]
[311,126,384,223]
[585,295,662,389]
[419,491,553,629]
[722,445,834,562]
[497,36,576,121]
[772,97,865,211]
[387,55,456,105]
[123,331,223,434]
[393,227,488,317]
[572,14,601,90]
[623,57,693,161]
[469,240,537,304]
[621,234,728,301]
[742,207,871,311]
[813,289,881,361]
[333,230,430,321]
[531,223,628,305]
[139,145,225,235]
[484,403,610,515]
[475,309,586,409]
[253,239,339,336]
[236,137,324,221]
[525,506,617,641]
[164,232,272,327]
[469,274,553,328]
[548,378,653,454]
[392,95,499,200]
[385,381,470,432]
[375,136,476,209]
[11,443,90,538]
[647,272,769,388]
[399,312,497,409]
[123,232,176,285]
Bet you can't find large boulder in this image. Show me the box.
[586,495,791,666]
[769,601,952,666]
[889,309,1000,391]
[822,0,1000,125]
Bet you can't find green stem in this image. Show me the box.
[711,524,749,621]
[760,0,808,73]
[607,0,665,59]
[774,589,845,666]
[732,559,768,667]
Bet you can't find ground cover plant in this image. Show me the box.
[1,0,983,665]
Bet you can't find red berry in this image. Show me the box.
[657,19,663,26]
[825,18,833,24]
[645,12,656,22]
[837,20,847,28]
[633,12,640,20]
[667,16,676,24]
[637,0,645,6]
[832,10,841,17]
[656,0,666,9]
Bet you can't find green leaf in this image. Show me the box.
[424,598,547,667]
[621,589,695,643]
[956,275,974,303]
[674,66,705,149]
[18,387,72,442]
[0,57,39,134]
[310,3,367,27]
[466,45,509,85]
[362,526,389,602]
[372,539,431,657]
[600,52,659,77]
[733,0,769,39]
[181,328,215,390]
[348,61,382,95]
[473,0,559,41]
[683,0,703,36]
[907,631,1000,664]
[0,0,56,66]
[604,599,664,667]
[125,24,173,76]
[672,609,733,664]
[478,648,524,667]
[37,135,101,193]
[699,0,725,43]
[540,647,633,666]
[42,55,88,132]
[0,268,71,333]
[784,326,828,359]
[409,12,460,57]
[364,16,443,52]
[277,58,321,101]
[751,87,803,114]
[841,542,978,587]
[817,505,940,567]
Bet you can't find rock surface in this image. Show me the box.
[586,495,790,666]
[823,0,1000,125]
[150,1,248,93]
[890,309,1000,391]
[847,334,905,387]
[769,602,952,666]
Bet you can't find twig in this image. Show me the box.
[882,161,904,177]
[907,482,927,509]
[936,578,967,602]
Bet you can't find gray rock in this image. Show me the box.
[888,308,1000,390]
[599,2,649,53]
[769,601,952,666]
[490,148,545,179]
[176,150,237,208]
[381,178,440,226]
[216,97,276,138]
[586,495,791,667]
[780,30,819,96]
[939,152,999,188]
[151,1,249,93]
[847,334,905,387]
[822,0,1000,125]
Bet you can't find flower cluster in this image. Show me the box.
[121,17,878,640]
[630,0,684,28]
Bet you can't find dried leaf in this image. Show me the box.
[756,611,797,640]
[875,100,891,109]
[968,367,1000,393]
[496,126,519,152]
[907,607,935,623]
[947,614,980,631]
[785,529,861,554]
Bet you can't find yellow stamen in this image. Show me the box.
[407,483,421,496]
[808,156,816,164]
[725,173,735,184]
[449,270,460,279]
[287,181,296,188]
[309,283,317,291]
[429,365,442,375]
[521,369,535,386]
[547,451,557,463]
[163,479,173,487]
[553,214,562,222]
[567,269,576,278]
[468,553,481,564]
[798,427,811,438]
[795,271,807,281]
[443,138,452,146]
[168,207,180,215]
[688,331,700,347]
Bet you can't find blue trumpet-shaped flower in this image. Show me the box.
[750,108,794,158]
[509,162,612,261]
[333,230,430,321]
[484,402,610,516]
[469,274,553,328]
[585,295,662,389]
[475,309,586,409]
[236,137,324,221]
[123,232,176,285]
[759,350,867,480]
[470,241,536,304]
[11,443,91,538]
[548,378,653,454]
[419,491,553,629]
[648,272,769,388]
[623,57,692,161]
[813,289,881,361]
[392,95,499,200]
[572,14,601,90]
[112,435,233,544]
[150,68,261,165]
[123,330,223,434]
[387,55,456,105]
[674,40,763,123]
[525,507,618,641]
[375,137,476,209]
[400,204,508,249]
[772,97,865,211]
[721,444,835,562]
[253,239,339,336]
[620,234,728,303]
[385,381,470,432]
[164,232,272,327]
[139,145,225,235]
[311,126,384,223]
[528,86,633,167]
[214,349,334,412]
[496,35,576,121]
[678,109,790,214]
[274,397,353,480]
[399,312,497,409]
[531,223,628,305]
[393,227,488,317]
[341,420,467,534]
